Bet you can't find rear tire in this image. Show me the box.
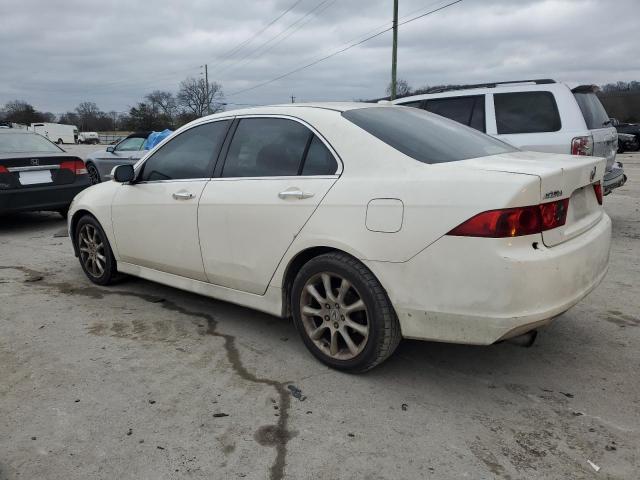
[291,252,401,373]
[75,215,118,285]
[57,138,63,145]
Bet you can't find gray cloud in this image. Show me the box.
[1,0,638,113]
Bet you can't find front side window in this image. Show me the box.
[139,120,230,181]
[343,106,516,164]
[494,91,561,134]
[222,118,311,177]
[116,137,146,152]
[424,96,477,128]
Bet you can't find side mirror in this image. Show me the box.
[112,164,135,183]
[610,118,619,127]
[106,145,115,153]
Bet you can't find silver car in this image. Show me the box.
[85,132,150,184]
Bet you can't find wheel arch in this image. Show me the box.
[69,209,96,257]
[280,246,389,318]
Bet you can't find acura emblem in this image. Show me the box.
[589,166,596,182]
[30,158,39,166]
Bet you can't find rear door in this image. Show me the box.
[111,120,231,281]
[198,116,340,294]
[572,88,618,170]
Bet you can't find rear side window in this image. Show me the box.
[139,120,230,181]
[494,92,561,134]
[424,96,485,132]
[223,118,311,177]
[343,107,516,164]
[301,136,337,175]
[573,92,610,129]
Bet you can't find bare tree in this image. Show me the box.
[145,90,179,127]
[386,79,412,98]
[75,101,101,130]
[177,77,224,119]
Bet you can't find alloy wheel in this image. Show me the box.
[78,224,106,278]
[299,272,370,360]
[87,164,101,184]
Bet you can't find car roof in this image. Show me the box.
[198,102,383,121]
[391,82,575,103]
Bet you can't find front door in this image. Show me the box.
[198,117,340,294]
[112,120,231,281]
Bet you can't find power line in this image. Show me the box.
[219,0,337,79]
[208,0,304,71]
[229,0,463,97]
[56,0,304,95]
[215,0,334,78]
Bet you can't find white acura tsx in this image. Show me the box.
[68,103,611,372]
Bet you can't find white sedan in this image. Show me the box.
[68,103,611,372]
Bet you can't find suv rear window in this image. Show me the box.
[494,91,561,134]
[573,92,610,129]
[342,107,516,164]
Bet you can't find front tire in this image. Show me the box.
[291,252,401,372]
[75,215,118,285]
[57,138,63,145]
[86,163,101,185]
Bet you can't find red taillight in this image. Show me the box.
[571,136,593,156]
[593,182,603,205]
[60,159,87,175]
[0,165,8,174]
[447,199,569,238]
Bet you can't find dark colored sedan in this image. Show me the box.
[0,129,90,218]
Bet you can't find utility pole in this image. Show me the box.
[204,64,210,115]
[391,0,399,100]
[291,95,296,103]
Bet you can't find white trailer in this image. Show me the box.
[30,123,78,144]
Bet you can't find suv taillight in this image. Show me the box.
[571,136,593,156]
[447,199,570,238]
[0,165,8,173]
[60,160,87,175]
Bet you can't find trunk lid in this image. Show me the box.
[456,150,606,246]
[0,152,85,190]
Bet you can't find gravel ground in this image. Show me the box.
[0,153,638,480]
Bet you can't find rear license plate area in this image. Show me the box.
[19,170,53,185]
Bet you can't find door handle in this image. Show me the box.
[172,191,195,200]
[278,189,314,200]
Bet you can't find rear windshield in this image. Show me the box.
[342,107,516,164]
[573,92,610,129]
[0,132,63,154]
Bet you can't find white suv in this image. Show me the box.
[391,79,624,194]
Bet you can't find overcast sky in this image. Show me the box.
[1,0,638,114]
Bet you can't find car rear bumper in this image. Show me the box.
[604,162,626,194]
[0,181,89,214]
[364,213,611,344]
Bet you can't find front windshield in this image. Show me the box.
[0,132,63,154]
[342,106,517,164]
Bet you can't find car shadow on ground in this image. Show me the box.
[0,212,66,235]
[108,274,585,392]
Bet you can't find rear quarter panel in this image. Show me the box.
[268,110,541,288]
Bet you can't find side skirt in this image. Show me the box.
[117,262,283,317]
